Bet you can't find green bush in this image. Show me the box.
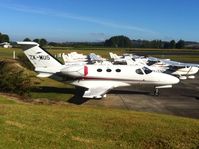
[0,60,32,95]
[17,53,34,70]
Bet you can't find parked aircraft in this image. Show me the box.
[17,42,179,98]
[110,53,199,80]
[0,42,12,48]
[62,52,87,66]
[146,57,199,79]
[62,52,111,66]
[62,52,87,63]
[62,52,106,64]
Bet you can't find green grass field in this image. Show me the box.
[0,95,198,148]
[30,77,74,101]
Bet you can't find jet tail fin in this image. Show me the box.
[109,52,119,59]
[17,42,63,76]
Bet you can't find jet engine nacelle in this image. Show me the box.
[179,76,187,80]
[60,66,88,77]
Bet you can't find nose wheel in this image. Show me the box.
[154,88,159,96]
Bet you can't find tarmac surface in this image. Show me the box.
[73,74,199,119]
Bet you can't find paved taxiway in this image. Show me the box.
[83,74,199,119]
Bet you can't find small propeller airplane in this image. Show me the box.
[109,53,199,80]
[17,42,180,98]
[62,52,107,65]
[62,52,87,64]
[146,57,199,79]
[0,42,12,48]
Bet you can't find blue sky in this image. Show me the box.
[0,0,199,42]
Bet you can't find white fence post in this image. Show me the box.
[13,50,16,59]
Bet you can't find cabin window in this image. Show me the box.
[142,67,152,74]
[147,60,157,66]
[136,69,144,75]
[106,69,112,72]
[97,69,102,72]
[116,69,121,72]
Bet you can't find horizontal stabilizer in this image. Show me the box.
[155,85,172,89]
[37,73,53,78]
[17,41,39,46]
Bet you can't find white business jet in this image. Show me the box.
[17,42,179,98]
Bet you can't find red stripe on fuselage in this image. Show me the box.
[84,66,88,76]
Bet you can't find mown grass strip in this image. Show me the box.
[0,95,198,148]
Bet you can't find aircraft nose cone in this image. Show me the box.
[193,67,199,74]
[170,76,180,84]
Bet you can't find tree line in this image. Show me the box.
[131,39,185,49]
[0,32,10,43]
[22,35,186,49]
[104,35,132,48]
[104,35,185,49]
[0,32,194,49]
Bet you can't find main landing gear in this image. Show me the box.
[154,88,159,96]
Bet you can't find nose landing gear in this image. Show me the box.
[154,88,159,96]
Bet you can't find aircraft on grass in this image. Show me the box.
[17,42,179,98]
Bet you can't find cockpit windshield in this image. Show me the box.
[142,67,152,74]
[147,60,157,66]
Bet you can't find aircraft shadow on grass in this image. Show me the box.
[32,86,152,105]
[31,86,89,105]
[68,89,152,105]
[32,86,76,94]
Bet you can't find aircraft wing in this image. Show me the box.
[72,80,130,98]
[147,57,160,61]
[163,60,199,67]
[83,86,113,98]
